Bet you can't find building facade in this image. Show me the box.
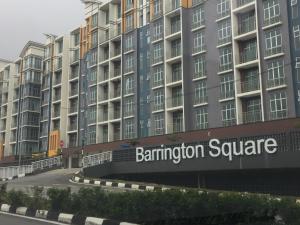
[0,0,300,159]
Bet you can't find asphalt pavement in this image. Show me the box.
[0,168,135,194]
[0,212,65,225]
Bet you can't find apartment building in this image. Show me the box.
[73,0,299,147]
[0,0,300,159]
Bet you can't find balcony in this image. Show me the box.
[113,67,121,77]
[153,56,163,65]
[267,77,286,89]
[53,110,60,118]
[70,71,79,79]
[69,88,78,97]
[53,94,61,101]
[113,110,121,119]
[240,49,257,64]
[238,19,256,35]
[99,113,108,122]
[171,47,181,58]
[219,63,232,72]
[69,140,77,147]
[71,49,80,63]
[1,111,7,118]
[171,0,180,10]
[69,105,78,114]
[192,0,205,6]
[243,110,262,124]
[270,110,287,120]
[68,124,77,131]
[171,96,182,108]
[237,0,254,7]
[240,79,260,93]
[100,92,109,102]
[223,119,236,127]
[53,76,61,85]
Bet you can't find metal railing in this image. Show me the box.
[82,151,112,168]
[0,156,62,179]
[32,156,63,171]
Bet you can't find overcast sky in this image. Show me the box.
[0,0,85,61]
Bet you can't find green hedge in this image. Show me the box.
[0,184,299,225]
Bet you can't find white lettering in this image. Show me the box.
[264,138,278,154]
[209,139,221,158]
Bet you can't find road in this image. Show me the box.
[0,168,134,194]
[0,168,82,194]
[0,212,65,225]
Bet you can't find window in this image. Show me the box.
[87,126,96,144]
[124,53,134,73]
[91,31,98,47]
[296,57,300,82]
[89,49,98,66]
[291,0,299,18]
[92,13,98,28]
[126,13,134,31]
[171,39,181,57]
[193,31,205,53]
[221,101,236,126]
[153,89,164,111]
[124,97,134,117]
[88,107,97,124]
[89,86,97,104]
[126,0,133,10]
[219,46,232,72]
[194,80,207,105]
[88,68,97,85]
[172,87,182,107]
[220,73,234,99]
[124,118,135,139]
[152,66,164,87]
[153,42,163,64]
[124,34,133,52]
[124,75,134,95]
[217,0,230,18]
[294,25,300,49]
[267,60,285,88]
[263,0,280,26]
[153,0,162,17]
[265,29,282,56]
[269,91,287,119]
[195,107,208,129]
[57,41,63,54]
[192,6,204,28]
[217,19,231,45]
[153,113,164,135]
[193,55,206,79]
[173,111,183,132]
[152,20,163,40]
[170,16,181,34]
[171,63,181,82]
[243,98,262,123]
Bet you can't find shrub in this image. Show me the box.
[47,187,71,213]
[7,189,30,208]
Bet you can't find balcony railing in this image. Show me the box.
[99,113,108,122]
[270,110,287,120]
[68,124,77,131]
[153,56,163,65]
[192,0,205,6]
[113,110,121,119]
[171,21,181,34]
[264,15,281,27]
[240,49,257,64]
[238,19,256,35]
[53,94,61,101]
[223,119,236,127]
[267,77,286,88]
[70,71,79,79]
[265,46,282,57]
[69,106,78,114]
[240,79,260,93]
[220,90,235,99]
[237,0,254,7]
[171,47,181,58]
[218,36,232,46]
[193,45,205,54]
[171,96,182,107]
[53,110,60,118]
[243,110,262,124]
[219,63,232,72]
[153,103,164,111]
[69,88,78,96]
[194,96,208,105]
